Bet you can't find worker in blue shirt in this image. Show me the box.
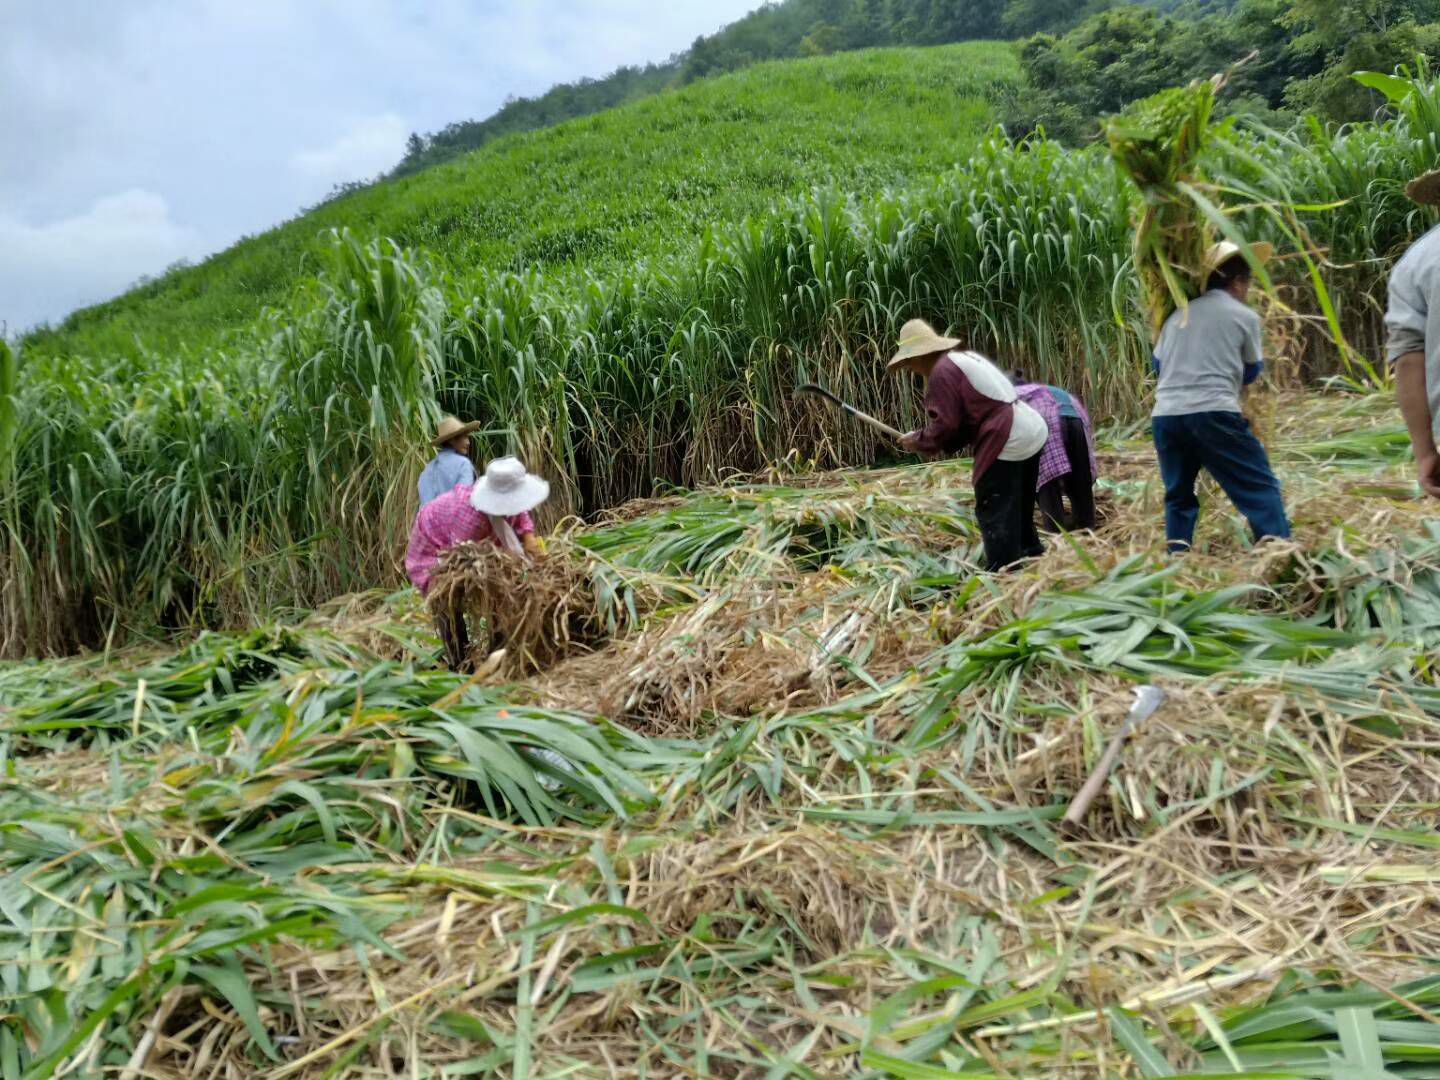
[418,416,481,506]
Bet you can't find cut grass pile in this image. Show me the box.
[2,390,1438,1077]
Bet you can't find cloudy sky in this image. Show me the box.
[0,0,758,333]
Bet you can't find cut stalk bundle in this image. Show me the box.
[426,540,607,675]
[1106,76,1222,335]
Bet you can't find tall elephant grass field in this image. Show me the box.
[10,53,1440,658]
[4,37,1440,1076]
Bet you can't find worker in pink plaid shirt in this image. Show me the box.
[1012,379,1098,531]
[406,456,548,670]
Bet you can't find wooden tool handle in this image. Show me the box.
[1062,728,1131,830]
[797,384,907,442]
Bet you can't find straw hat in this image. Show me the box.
[888,318,960,371]
[1201,239,1273,279]
[469,456,550,516]
[432,416,481,448]
[1407,169,1440,206]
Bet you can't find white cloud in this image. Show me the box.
[1,0,762,330]
[291,112,409,186]
[0,190,201,333]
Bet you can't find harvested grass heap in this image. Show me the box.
[1105,76,1220,334]
[427,539,606,674]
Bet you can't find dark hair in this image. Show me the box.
[1207,254,1252,293]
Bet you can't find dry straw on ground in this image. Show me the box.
[5,392,1439,1077]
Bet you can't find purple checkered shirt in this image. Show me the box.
[1014,384,1097,490]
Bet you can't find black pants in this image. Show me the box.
[975,453,1043,571]
[436,603,471,673]
[1036,416,1097,532]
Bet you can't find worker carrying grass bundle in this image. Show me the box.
[890,319,1047,571]
[1151,241,1290,553]
[1386,167,1440,500]
[405,456,549,669]
[418,415,481,506]
[1010,375,1098,532]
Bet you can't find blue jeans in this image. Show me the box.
[1152,412,1290,553]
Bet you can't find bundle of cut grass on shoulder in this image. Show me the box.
[428,539,607,675]
[1105,76,1221,335]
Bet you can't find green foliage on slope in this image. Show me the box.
[1016,0,1440,140]
[25,45,1019,362]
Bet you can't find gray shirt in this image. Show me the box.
[417,448,475,506]
[1152,290,1264,417]
[1386,224,1440,438]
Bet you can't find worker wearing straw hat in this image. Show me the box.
[406,456,548,669]
[1386,168,1440,498]
[1150,239,1290,553]
[890,319,1048,571]
[418,416,482,507]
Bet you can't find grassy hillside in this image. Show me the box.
[28,44,1020,361]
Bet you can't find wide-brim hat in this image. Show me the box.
[888,318,960,371]
[1407,169,1440,206]
[432,416,482,448]
[469,456,550,516]
[1202,239,1273,279]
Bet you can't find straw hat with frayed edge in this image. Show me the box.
[1202,239,1273,279]
[1407,169,1440,207]
[888,318,960,371]
[470,456,550,517]
[432,416,482,448]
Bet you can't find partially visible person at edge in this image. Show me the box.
[1010,376,1098,532]
[406,456,548,670]
[418,416,480,507]
[1386,166,1440,499]
[1150,240,1291,554]
[891,319,1048,571]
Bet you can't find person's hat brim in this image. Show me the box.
[1202,240,1274,278]
[432,420,482,448]
[887,333,960,371]
[469,475,550,516]
[1407,169,1440,207]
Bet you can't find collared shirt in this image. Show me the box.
[912,350,1048,482]
[1152,290,1264,417]
[1015,384,1097,490]
[1386,223,1440,437]
[1047,385,1081,420]
[405,483,536,595]
[417,448,476,506]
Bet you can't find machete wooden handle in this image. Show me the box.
[796,383,907,442]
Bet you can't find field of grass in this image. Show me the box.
[9,52,1440,659]
[4,390,1438,1076]
[24,44,1021,363]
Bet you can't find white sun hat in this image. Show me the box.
[469,456,550,516]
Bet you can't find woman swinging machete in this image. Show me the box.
[889,318,1049,571]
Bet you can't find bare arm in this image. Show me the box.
[1395,352,1440,497]
[522,532,544,557]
